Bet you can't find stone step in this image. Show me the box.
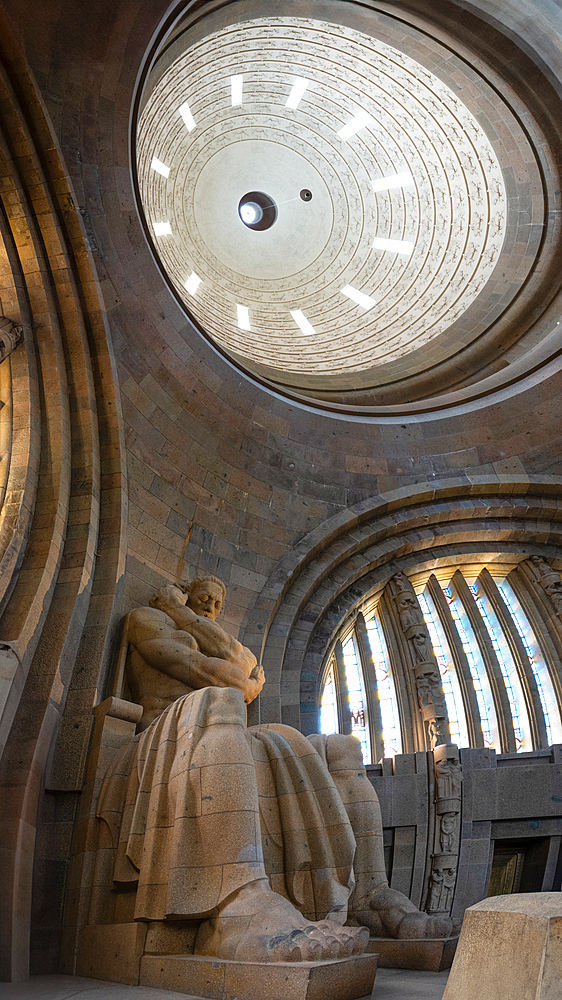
[139,951,379,1000]
[367,936,458,971]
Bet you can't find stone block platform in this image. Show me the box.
[367,937,458,971]
[139,952,379,1000]
[442,893,562,1000]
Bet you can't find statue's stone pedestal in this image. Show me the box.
[442,893,562,1000]
[75,922,378,1000]
[367,936,458,971]
[139,952,379,1000]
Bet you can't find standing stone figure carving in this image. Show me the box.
[530,556,562,616]
[386,572,450,750]
[427,743,462,916]
[89,578,458,966]
[0,315,22,362]
[435,746,462,801]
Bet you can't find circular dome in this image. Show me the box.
[134,0,560,411]
[137,16,507,377]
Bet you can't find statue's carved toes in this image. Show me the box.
[349,885,458,940]
[194,879,370,962]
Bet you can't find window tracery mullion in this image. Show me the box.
[426,575,483,749]
[356,611,384,763]
[334,639,353,736]
[452,570,515,753]
[478,568,547,751]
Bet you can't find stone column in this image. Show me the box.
[385,571,450,750]
[427,743,462,916]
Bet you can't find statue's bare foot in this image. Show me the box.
[194,879,369,962]
[349,885,457,939]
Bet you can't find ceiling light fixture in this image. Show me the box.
[153,221,173,236]
[150,156,170,178]
[185,273,201,296]
[237,305,251,330]
[372,237,415,254]
[179,101,196,131]
[341,285,377,310]
[372,171,414,192]
[337,110,373,141]
[231,75,243,106]
[286,77,310,109]
[291,310,316,336]
[240,202,262,226]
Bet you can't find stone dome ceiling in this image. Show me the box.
[137,16,507,377]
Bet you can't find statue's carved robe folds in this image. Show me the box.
[95,686,358,925]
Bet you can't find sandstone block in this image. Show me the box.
[367,935,457,971]
[139,952,379,1000]
[442,893,562,1000]
[75,922,147,985]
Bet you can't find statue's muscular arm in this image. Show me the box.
[128,606,263,705]
[150,586,258,678]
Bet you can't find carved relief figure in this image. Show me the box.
[0,316,22,362]
[394,589,424,631]
[435,747,462,800]
[428,716,449,747]
[388,572,450,750]
[428,869,444,912]
[531,556,562,616]
[408,626,434,665]
[92,579,458,966]
[439,812,457,854]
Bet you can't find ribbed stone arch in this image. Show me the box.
[245,476,562,728]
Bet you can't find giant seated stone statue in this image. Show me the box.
[87,576,457,969]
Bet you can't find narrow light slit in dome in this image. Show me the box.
[337,110,373,141]
[286,77,309,109]
[153,221,172,236]
[185,272,201,296]
[290,310,316,336]
[150,156,170,178]
[237,305,251,331]
[372,237,414,255]
[179,101,196,131]
[341,285,377,311]
[372,172,414,192]
[231,75,243,106]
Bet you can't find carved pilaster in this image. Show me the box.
[427,743,462,915]
[385,571,450,749]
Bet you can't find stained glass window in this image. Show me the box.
[364,613,403,757]
[342,635,371,764]
[471,585,531,751]
[444,585,500,749]
[320,662,339,737]
[498,580,562,745]
[418,591,470,748]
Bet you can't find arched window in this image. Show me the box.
[319,563,562,760]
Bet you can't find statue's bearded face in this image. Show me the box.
[187,581,224,620]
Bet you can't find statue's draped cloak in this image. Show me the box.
[96,688,356,923]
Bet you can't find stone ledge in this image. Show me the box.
[367,936,458,971]
[139,951,379,1000]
